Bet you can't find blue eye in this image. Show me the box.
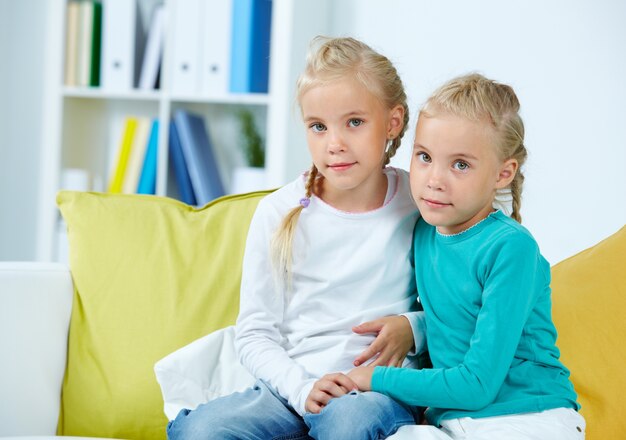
[310,123,326,133]
[417,152,431,163]
[453,161,469,171]
[348,119,363,127]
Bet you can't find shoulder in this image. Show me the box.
[484,212,550,276]
[256,174,304,214]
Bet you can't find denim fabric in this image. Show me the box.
[167,380,420,440]
[304,390,420,440]
[167,380,311,440]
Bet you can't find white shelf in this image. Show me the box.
[37,0,332,262]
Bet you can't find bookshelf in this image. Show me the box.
[38,0,331,261]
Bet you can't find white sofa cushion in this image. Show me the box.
[0,263,73,437]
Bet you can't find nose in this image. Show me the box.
[327,129,345,154]
[427,167,445,191]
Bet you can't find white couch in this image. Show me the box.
[0,262,434,440]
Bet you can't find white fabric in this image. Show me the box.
[390,408,586,440]
[0,263,73,437]
[154,326,255,421]
[235,167,423,415]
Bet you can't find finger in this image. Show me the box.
[330,373,358,392]
[354,345,380,366]
[352,319,383,334]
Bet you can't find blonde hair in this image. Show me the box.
[271,36,409,289]
[421,73,527,223]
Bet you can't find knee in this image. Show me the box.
[305,391,413,440]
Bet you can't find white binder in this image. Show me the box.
[170,0,202,96]
[200,0,233,97]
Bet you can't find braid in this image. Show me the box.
[271,164,320,291]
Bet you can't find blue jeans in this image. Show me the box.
[166,379,420,440]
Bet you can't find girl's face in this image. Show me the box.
[410,113,517,235]
[300,77,404,211]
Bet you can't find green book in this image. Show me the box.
[89,1,102,87]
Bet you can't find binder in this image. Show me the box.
[108,117,138,193]
[229,0,272,93]
[169,121,197,205]
[122,117,151,193]
[89,1,103,87]
[137,119,159,194]
[200,0,233,97]
[76,1,94,87]
[173,110,225,205]
[138,4,165,90]
[100,0,143,91]
[64,2,80,86]
[171,0,202,96]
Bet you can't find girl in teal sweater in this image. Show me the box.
[348,74,585,439]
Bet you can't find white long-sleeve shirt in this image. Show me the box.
[234,167,424,415]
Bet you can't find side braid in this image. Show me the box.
[271,164,319,291]
[510,165,525,223]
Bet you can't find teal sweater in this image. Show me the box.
[372,211,579,426]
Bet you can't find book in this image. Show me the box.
[138,4,165,90]
[122,117,151,193]
[200,0,233,97]
[173,110,225,205]
[76,1,94,87]
[168,120,197,205]
[137,119,159,195]
[100,0,143,91]
[64,2,80,86]
[171,0,202,96]
[229,0,272,93]
[89,1,103,87]
[108,117,138,193]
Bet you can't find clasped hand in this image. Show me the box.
[304,315,413,413]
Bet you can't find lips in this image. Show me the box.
[328,162,356,171]
[422,198,451,208]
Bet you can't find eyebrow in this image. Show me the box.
[412,143,479,161]
[303,110,368,123]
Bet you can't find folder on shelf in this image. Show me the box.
[89,1,103,87]
[200,0,233,97]
[138,4,165,90]
[76,1,94,87]
[64,2,80,86]
[100,0,144,91]
[229,0,272,94]
[173,110,225,205]
[137,119,159,195]
[108,117,138,193]
[123,117,151,193]
[169,121,197,205]
[171,0,202,96]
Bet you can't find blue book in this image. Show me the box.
[229,0,272,93]
[137,119,159,194]
[168,120,197,205]
[173,110,225,205]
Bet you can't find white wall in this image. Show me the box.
[329,0,626,264]
[0,0,46,260]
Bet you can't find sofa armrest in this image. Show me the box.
[0,262,73,437]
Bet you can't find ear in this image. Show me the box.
[495,158,519,189]
[387,105,405,139]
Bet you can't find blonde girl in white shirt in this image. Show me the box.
[167,36,425,440]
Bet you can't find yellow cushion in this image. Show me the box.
[552,225,626,440]
[56,190,270,439]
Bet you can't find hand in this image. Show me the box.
[305,373,357,414]
[347,365,375,391]
[352,315,414,367]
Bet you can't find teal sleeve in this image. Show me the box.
[372,235,545,410]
